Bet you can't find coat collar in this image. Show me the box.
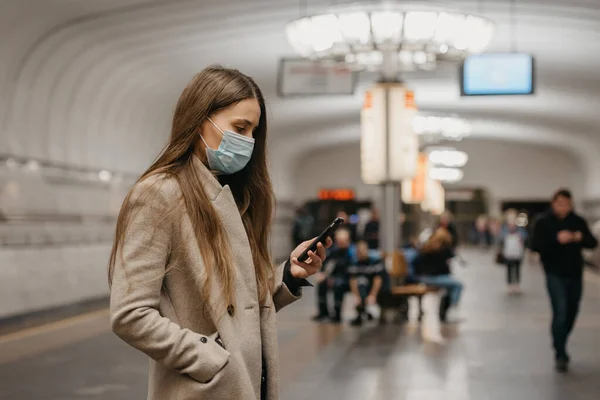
[192,155,225,201]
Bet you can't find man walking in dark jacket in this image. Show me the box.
[533,189,597,372]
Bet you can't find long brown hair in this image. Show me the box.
[421,228,453,254]
[108,66,274,310]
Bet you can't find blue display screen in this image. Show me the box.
[461,53,534,96]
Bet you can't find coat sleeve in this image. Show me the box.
[532,217,557,254]
[272,260,309,312]
[579,218,598,249]
[110,180,230,384]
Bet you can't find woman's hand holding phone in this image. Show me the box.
[290,237,333,279]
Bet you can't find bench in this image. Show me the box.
[391,284,438,296]
[378,250,450,324]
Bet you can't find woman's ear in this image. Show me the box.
[196,122,206,136]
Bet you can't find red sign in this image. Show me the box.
[318,189,356,201]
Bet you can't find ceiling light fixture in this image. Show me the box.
[4,158,19,169]
[427,147,469,167]
[285,2,494,72]
[429,167,464,183]
[98,170,113,182]
[413,114,471,144]
[26,160,40,171]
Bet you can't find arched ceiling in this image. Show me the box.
[1,0,600,196]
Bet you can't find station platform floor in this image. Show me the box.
[1,249,600,399]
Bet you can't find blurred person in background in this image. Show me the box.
[473,215,490,248]
[498,209,528,294]
[402,236,421,284]
[362,207,380,250]
[403,236,425,321]
[533,189,597,373]
[439,210,466,267]
[313,228,354,324]
[347,241,384,326]
[439,211,459,251]
[108,66,330,400]
[354,207,372,241]
[489,217,502,247]
[337,209,358,243]
[291,205,314,248]
[415,228,464,321]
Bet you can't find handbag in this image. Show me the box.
[495,251,506,265]
[495,236,506,265]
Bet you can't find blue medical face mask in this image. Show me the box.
[200,118,255,175]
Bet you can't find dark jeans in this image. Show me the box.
[545,273,583,360]
[316,277,349,319]
[355,277,376,304]
[506,259,521,284]
[353,280,374,320]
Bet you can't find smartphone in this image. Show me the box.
[297,217,345,262]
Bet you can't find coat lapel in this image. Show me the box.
[192,156,258,299]
[192,155,225,201]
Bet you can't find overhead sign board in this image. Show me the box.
[277,58,356,97]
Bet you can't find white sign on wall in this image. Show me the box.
[277,58,356,97]
[361,83,419,184]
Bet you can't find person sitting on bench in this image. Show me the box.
[402,237,421,284]
[312,228,353,323]
[415,228,464,322]
[347,241,384,326]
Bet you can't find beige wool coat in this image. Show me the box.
[110,158,301,400]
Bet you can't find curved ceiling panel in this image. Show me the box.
[1,0,599,196]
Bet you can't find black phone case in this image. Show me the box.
[297,218,344,262]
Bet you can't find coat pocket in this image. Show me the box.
[186,336,230,384]
[177,357,242,400]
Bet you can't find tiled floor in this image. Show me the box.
[1,249,600,399]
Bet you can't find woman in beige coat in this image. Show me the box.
[108,66,330,400]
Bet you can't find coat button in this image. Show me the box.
[200,336,207,343]
[227,304,235,316]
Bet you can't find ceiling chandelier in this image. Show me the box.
[285,2,495,72]
[413,114,471,144]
